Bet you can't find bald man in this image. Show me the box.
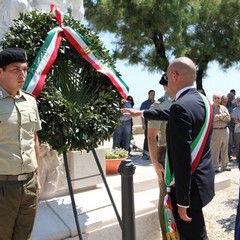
[123,57,214,240]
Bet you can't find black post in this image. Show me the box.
[118,159,136,240]
[63,152,83,240]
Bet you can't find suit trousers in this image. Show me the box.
[170,187,208,240]
[158,146,167,240]
[143,119,149,153]
[235,186,240,240]
[234,132,240,162]
[0,173,38,240]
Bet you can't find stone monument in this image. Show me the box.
[0,0,84,40]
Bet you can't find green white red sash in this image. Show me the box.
[23,4,129,99]
[163,93,213,239]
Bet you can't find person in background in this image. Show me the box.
[123,57,215,239]
[125,95,135,153]
[230,89,237,105]
[140,89,155,159]
[234,95,240,240]
[235,179,240,240]
[211,93,231,173]
[227,92,236,110]
[113,97,133,152]
[148,73,174,240]
[227,92,237,159]
[0,47,42,239]
[221,95,233,160]
[232,96,240,164]
[220,95,228,107]
[127,95,134,108]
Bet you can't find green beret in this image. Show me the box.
[0,48,27,67]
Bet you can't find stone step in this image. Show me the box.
[215,174,231,191]
[32,162,230,240]
[33,188,160,240]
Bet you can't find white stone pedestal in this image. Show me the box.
[67,148,106,191]
[39,145,106,200]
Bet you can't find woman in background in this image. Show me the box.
[113,96,134,152]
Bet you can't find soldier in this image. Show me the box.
[0,47,41,239]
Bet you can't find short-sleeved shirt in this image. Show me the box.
[148,93,173,146]
[232,106,240,133]
[0,87,41,175]
[140,99,154,110]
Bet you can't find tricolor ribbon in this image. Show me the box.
[23,4,129,99]
[163,93,213,240]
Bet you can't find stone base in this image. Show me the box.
[39,145,106,200]
[67,148,106,190]
[33,162,231,240]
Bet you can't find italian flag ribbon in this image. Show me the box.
[163,93,213,240]
[23,4,129,99]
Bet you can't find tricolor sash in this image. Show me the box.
[163,93,213,240]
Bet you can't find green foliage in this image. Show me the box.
[1,10,124,153]
[105,148,128,159]
[84,0,196,72]
[84,0,240,89]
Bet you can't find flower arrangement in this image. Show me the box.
[105,148,128,160]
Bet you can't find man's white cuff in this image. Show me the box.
[177,204,189,208]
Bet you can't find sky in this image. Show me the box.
[98,33,240,108]
[114,60,240,108]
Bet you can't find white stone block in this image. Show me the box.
[67,148,106,191]
[214,175,231,191]
[39,145,106,200]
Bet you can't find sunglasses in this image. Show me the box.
[214,97,220,99]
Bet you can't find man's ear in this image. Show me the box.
[171,71,179,83]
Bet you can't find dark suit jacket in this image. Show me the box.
[144,88,214,209]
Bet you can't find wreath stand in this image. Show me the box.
[63,149,122,240]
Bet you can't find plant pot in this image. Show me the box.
[105,158,127,174]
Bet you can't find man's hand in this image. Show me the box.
[121,108,142,117]
[36,175,41,195]
[178,206,192,222]
[153,163,165,183]
[221,112,229,121]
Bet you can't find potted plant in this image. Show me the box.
[105,148,128,174]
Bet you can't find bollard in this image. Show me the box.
[118,159,136,240]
